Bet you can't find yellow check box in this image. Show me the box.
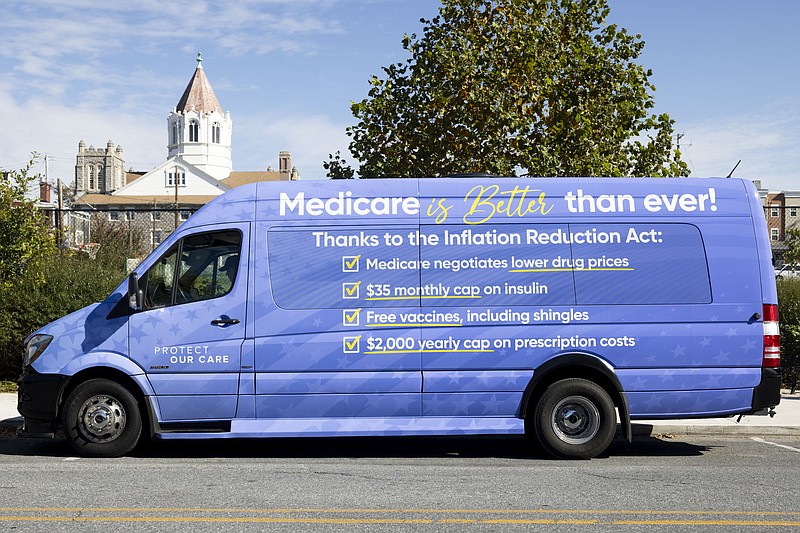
[342,281,361,299]
[342,255,361,272]
[343,308,361,326]
[343,335,361,353]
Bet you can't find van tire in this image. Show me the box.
[62,379,142,458]
[532,378,615,459]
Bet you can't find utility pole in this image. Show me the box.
[57,178,64,247]
[152,199,157,252]
[174,165,180,229]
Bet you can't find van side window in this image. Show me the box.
[142,230,242,309]
[267,223,710,310]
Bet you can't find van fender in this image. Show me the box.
[521,353,632,443]
[62,352,154,397]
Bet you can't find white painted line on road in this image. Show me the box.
[751,437,800,453]
[62,457,79,462]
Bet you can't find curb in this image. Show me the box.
[631,423,800,437]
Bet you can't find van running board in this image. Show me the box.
[154,417,525,440]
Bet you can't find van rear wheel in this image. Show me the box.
[531,378,615,459]
[62,379,142,458]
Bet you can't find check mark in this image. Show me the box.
[343,335,361,353]
[342,255,361,272]
[342,281,361,299]
[343,308,361,326]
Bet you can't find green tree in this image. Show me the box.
[323,151,356,179]
[331,0,689,178]
[781,228,800,269]
[0,156,56,289]
[778,279,800,392]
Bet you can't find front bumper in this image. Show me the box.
[17,368,70,438]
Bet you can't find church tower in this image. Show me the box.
[75,139,126,194]
[167,53,233,180]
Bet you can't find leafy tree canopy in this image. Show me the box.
[328,0,689,178]
[782,229,800,270]
[0,156,57,290]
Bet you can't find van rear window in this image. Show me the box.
[267,223,711,309]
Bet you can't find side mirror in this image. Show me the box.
[128,272,143,311]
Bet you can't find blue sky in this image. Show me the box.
[0,0,797,190]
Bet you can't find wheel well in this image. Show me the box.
[58,368,149,430]
[520,356,628,425]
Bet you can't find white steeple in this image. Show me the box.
[166,53,233,180]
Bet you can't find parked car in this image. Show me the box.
[775,265,800,279]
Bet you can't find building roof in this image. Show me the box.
[126,171,146,185]
[73,193,217,207]
[222,171,285,188]
[176,63,223,114]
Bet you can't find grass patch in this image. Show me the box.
[0,381,17,393]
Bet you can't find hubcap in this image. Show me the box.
[551,395,600,445]
[78,394,126,443]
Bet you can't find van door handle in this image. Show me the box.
[211,318,240,326]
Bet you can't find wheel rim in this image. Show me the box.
[550,395,600,445]
[77,394,127,443]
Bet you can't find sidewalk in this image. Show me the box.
[3,392,800,437]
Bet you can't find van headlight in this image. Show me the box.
[24,334,53,366]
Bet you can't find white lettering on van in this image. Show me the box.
[643,189,718,212]
[566,188,718,213]
[154,345,210,355]
[166,354,230,364]
[280,192,420,217]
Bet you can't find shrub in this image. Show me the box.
[778,278,800,391]
[0,251,125,380]
[90,216,149,270]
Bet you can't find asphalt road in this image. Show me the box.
[1,430,800,531]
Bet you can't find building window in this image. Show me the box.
[771,228,779,241]
[151,210,162,222]
[166,168,186,187]
[771,206,779,217]
[189,120,199,142]
[109,210,134,222]
[152,230,163,246]
[791,208,798,218]
[212,122,221,144]
[171,123,179,145]
[88,166,95,190]
[179,210,192,221]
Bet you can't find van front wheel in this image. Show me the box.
[62,379,142,458]
[532,378,615,459]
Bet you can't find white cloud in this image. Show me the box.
[0,79,350,185]
[0,0,348,126]
[0,83,164,185]
[678,101,800,190]
[234,113,351,180]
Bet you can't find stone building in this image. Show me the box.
[75,140,126,194]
